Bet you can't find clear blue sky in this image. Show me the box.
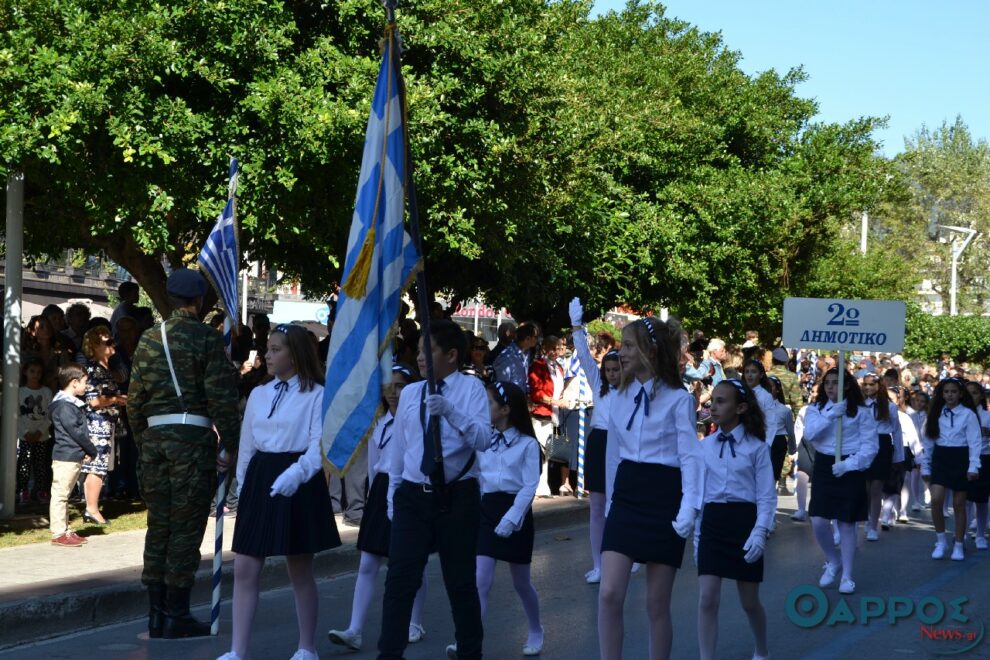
[592,1,988,157]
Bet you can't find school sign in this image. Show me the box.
[782,298,907,353]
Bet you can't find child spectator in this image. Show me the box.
[48,363,98,547]
[16,357,54,504]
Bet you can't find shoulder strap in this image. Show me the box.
[160,320,187,412]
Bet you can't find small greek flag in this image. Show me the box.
[321,29,421,474]
[198,158,240,350]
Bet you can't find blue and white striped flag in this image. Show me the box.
[198,158,240,351]
[321,30,421,474]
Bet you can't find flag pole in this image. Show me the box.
[385,0,446,490]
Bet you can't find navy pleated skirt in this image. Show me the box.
[602,461,685,568]
[698,502,762,583]
[477,491,534,564]
[232,451,340,557]
[809,452,867,523]
[357,472,391,557]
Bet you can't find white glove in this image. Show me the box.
[569,297,584,327]
[742,528,767,563]
[824,400,847,419]
[426,394,453,419]
[671,505,698,539]
[832,459,851,478]
[494,517,515,538]
[270,462,306,498]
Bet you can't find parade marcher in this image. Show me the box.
[468,381,543,656]
[883,388,924,526]
[790,402,813,522]
[802,369,878,594]
[218,324,340,660]
[908,390,931,510]
[742,361,784,523]
[964,381,990,550]
[327,364,430,652]
[696,379,776,660]
[597,316,701,660]
[569,298,621,584]
[767,375,797,498]
[378,320,491,660]
[861,374,905,542]
[769,347,802,414]
[127,268,241,639]
[920,378,981,561]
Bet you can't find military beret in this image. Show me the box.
[166,268,208,298]
[772,347,789,364]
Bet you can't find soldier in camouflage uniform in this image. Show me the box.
[127,268,240,639]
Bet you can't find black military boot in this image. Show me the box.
[147,582,166,638]
[162,586,210,638]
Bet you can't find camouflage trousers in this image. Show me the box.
[138,439,216,588]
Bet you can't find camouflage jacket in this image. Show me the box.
[769,364,803,415]
[127,309,240,454]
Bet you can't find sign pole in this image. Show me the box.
[835,351,845,459]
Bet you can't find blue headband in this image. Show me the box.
[492,381,508,404]
[723,378,750,398]
[274,323,292,335]
[638,318,657,345]
[392,364,416,379]
[603,349,619,360]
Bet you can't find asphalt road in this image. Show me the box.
[7,502,990,659]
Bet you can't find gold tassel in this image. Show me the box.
[341,225,376,299]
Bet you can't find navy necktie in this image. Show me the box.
[268,380,289,418]
[421,380,446,476]
[490,430,506,451]
[718,431,737,458]
[626,386,651,431]
[944,407,955,428]
[378,418,395,449]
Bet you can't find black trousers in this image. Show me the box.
[378,479,483,659]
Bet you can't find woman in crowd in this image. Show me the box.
[23,315,72,391]
[529,335,567,497]
[79,326,126,525]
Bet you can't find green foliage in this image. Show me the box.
[903,303,990,364]
[585,318,621,346]
[1,0,909,331]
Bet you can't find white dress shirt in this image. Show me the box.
[699,424,778,531]
[368,412,396,479]
[236,376,325,495]
[775,403,797,453]
[607,378,701,509]
[802,400,879,472]
[864,398,905,463]
[478,427,541,529]
[388,370,491,503]
[920,404,982,475]
[753,385,780,440]
[897,410,923,458]
[979,409,990,456]
[572,328,614,430]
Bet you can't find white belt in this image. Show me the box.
[146,413,213,429]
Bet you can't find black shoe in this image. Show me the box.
[162,586,210,639]
[83,511,110,526]
[147,583,165,638]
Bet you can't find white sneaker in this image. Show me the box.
[819,561,841,588]
[951,542,965,561]
[446,643,458,659]
[327,629,362,651]
[408,623,426,644]
[585,567,601,584]
[931,541,948,560]
[898,514,910,523]
[839,578,856,594]
[790,511,808,522]
[289,650,319,660]
[523,626,545,656]
[976,537,988,550]
[866,528,879,542]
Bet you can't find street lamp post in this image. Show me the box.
[940,225,978,316]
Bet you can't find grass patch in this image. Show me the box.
[0,498,148,549]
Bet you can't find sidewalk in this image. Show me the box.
[0,496,588,650]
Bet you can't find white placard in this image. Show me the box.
[782,297,906,353]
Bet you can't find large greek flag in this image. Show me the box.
[321,30,421,474]
[198,158,240,350]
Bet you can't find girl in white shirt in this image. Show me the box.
[743,361,785,490]
[921,377,981,561]
[327,364,430,652]
[475,380,544,656]
[881,388,924,526]
[861,375,905,542]
[598,316,701,660]
[569,297,621,584]
[964,381,990,550]
[219,325,340,660]
[907,390,930,511]
[697,379,776,660]
[802,369,878,595]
